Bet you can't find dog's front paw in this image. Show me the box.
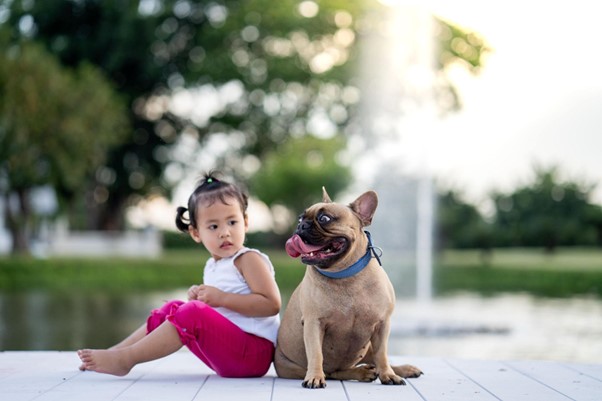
[379,372,406,385]
[302,374,327,389]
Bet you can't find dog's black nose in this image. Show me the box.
[297,219,312,232]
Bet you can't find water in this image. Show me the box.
[1,289,601,364]
[0,289,186,350]
[389,292,602,364]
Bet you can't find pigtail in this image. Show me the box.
[175,206,190,233]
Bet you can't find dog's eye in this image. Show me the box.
[318,214,332,224]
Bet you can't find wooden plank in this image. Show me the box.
[343,379,424,401]
[32,358,164,401]
[393,356,501,401]
[0,351,83,401]
[447,358,573,401]
[271,377,349,401]
[195,375,274,401]
[3,352,602,401]
[116,352,211,401]
[564,361,602,381]
[506,360,601,401]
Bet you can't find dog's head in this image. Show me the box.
[285,187,378,269]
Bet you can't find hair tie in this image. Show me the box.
[207,178,213,183]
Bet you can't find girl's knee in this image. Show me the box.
[167,301,214,342]
[173,300,212,323]
[147,300,185,332]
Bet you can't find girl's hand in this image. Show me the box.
[187,285,201,301]
[194,285,224,307]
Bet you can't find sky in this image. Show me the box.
[389,1,602,207]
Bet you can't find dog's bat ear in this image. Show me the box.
[322,187,332,203]
[349,191,378,226]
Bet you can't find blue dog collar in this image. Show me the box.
[314,231,383,279]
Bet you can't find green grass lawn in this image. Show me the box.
[436,248,602,297]
[1,247,601,297]
[0,249,306,293]
[439,248,602,271]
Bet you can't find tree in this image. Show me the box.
[491,166,600,252]
[250,134,351,232]
[1,1,488,231]
[0,39,128,253]
[436,189,491,249]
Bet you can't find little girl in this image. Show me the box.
[78,173,281,378]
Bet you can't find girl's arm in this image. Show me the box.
[195,252,281,317]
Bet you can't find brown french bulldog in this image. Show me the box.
[274,188,423,388]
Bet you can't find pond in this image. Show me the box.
[0,289,187,351]
[389,292,602,364]
[1,289,601,364]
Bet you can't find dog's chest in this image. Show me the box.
[305,276,392,326]
[315,286,389,366]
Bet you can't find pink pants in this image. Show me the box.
[146,300,274,378]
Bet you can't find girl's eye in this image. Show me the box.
[228,220,237,226]
[318,214,332,224]
[208,224,218,230]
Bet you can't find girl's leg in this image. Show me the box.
[169,301,274,377]
[78,321,182,376]
[79,323,147,371]
[78,300,183,371]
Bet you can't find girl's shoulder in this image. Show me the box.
[233,247,274,272]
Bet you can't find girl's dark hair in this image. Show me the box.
[175,172,249,233]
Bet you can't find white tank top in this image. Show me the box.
[203,247,280,344]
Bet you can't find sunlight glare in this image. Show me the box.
[298,1,319,18]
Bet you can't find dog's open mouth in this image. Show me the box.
[285,234,348,265]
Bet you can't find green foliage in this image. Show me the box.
[0,0,373,229]
[438,166,602,251]
[0,41,128,193]
[434,18,489,111]
[0,38,129,252]
[250,135,352,218]
[0,0,489,233]
[491,166,602,251]
[437,190,492,250]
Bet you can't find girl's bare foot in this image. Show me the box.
[79,345,128,371]
[77,349,133,376]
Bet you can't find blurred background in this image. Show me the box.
[1,0,601,363]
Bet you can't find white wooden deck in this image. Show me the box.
[1,351,601,401]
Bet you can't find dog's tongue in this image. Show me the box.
[285,234,323,258]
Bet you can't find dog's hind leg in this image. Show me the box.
[327,364,378,382]
[392,364,424,378]
[273,347,307,379]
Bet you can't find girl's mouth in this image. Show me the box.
[220,241,233,249]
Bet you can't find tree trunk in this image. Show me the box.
[4,189,31,255]
[96,191,126,231]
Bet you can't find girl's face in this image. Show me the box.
[188,196,248,260]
